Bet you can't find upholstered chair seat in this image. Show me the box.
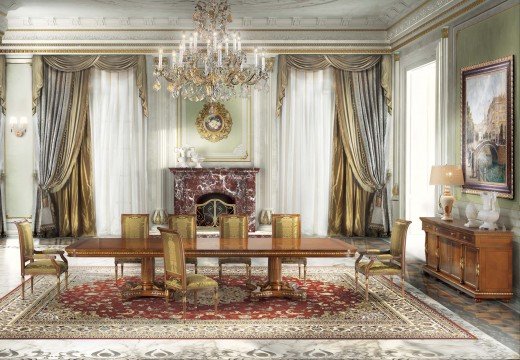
[115,214,149,280]
[168,215,198,273]
[16,221,69,299]
[217,215,251,281]
[355,219,412,300]
[272,214,306,280]
[160,227,218,321]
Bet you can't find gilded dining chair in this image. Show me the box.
[115,214,149,280]
[355,219,412,300]
[159,227,218,321]
[168,214,198,273]
[272,214,306,280]
[217,214,251,281]
[16,220,68,299]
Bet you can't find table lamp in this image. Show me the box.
[429,165,465,221]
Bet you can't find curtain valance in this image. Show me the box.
[32,55,148,117]
[276,54,392,118]
[0,55,6,115]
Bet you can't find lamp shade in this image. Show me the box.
[429,165,464,185]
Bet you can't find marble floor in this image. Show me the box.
[0,236,518,360]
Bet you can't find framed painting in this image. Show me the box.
[461,56,514,199]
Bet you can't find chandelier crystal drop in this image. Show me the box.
[153,0,271,102]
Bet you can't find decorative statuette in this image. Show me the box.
[174,146,193,167]
[477,191,500,230]
[464,203,479,227]
[152,209,168,225]
[259,209,273,225]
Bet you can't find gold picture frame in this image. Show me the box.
[195,102,233,143]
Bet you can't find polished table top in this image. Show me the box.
[65,236,357,258]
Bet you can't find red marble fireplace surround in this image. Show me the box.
[169,167,260,231]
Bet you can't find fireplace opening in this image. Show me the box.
[196,193,236,227]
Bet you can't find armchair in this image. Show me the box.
[218,215,251,281]
[272,214,306,280]
[168,214,198,273]
[115,214,149,280]
[159,227,218,321]
[16,220,68,299]
[355,219,412,300]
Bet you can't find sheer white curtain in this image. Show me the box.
[90,68,148,235]
[278,68,334,235]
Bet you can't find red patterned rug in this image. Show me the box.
[0,266,475,339]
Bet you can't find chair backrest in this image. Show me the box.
[159,227,186,289]
[16,221,34,267]
[168,214,197,240]
[219,215,248,239]
[121,214,149,239]
[272,214,301,239]
[390,219,412,264]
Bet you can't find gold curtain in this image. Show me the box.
[328,110,371,236]
[52,116,96,237]
[276,54,390,118]
[32,55,148,117]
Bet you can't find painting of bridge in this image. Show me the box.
[461,56,513,198]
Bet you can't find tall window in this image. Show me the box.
[405,61,437,259]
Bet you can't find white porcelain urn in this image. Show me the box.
[477,192,500,230]
[464,203,479,228]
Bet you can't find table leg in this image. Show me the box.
[121,257,165,301]
[250,257,306,300]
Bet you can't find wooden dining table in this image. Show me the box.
[65,236,357,301]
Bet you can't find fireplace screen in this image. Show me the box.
[195,193,236,227]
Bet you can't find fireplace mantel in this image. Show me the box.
[169,167,260,231]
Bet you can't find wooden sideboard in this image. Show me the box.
[420,217,513,301]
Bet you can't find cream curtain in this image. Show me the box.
[0,55,5,236]
[90,68,148,235]
[32,55,148,117]
[278,67,334,235]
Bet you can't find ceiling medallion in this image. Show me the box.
[153,0,271,102]
[196,102,233,142]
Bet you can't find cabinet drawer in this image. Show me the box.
[459,232,474,243]
[436,226,459,240]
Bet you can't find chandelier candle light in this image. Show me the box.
[153,0,270,102]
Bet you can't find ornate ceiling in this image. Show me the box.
[5,0,423,28]
[0,0,490,54]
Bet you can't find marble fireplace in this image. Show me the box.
[169,168,260,231]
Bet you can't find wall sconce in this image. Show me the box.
[9,116,28,137]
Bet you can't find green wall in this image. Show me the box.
[455,5,520,209]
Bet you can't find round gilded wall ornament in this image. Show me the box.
[196,102,233,142]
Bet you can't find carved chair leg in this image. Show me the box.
[21,276,25,300]
[298,264,302,279]
[219,264,223,279]
[165,289,170,304]
[355,271,358,291]
[30,276,34,294]
[247,264,251,282]
[214,287,219,314]
[114,264,118,280]
[57,275,61,296]
[303,263,307,282]
[401,274,405,298]
[65,271,69,288]
[121,264,124,278]
[194,264,198,274]
[182,291,187,323]
[365,276,369,301]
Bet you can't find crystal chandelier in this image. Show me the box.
[153,0,271,102]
